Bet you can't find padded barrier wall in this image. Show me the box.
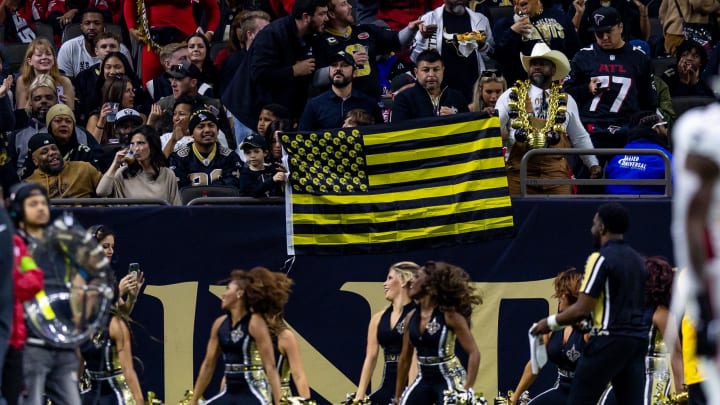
[65,198,673,403]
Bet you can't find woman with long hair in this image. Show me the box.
[468,70,507,115]
[87,74,146,143]
[394,261,482,405]
[186,33,218,95]
[509,268,587,404]
[96,125,181,205]
[15,38,75,110]
[88,225,144,315]
[354,262,418,404]
[246,267,312,402]
[190,269,282,404]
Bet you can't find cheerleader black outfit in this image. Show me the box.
[527,328,584,404]
[400,308,466,405]
[206,313,271,404]
[369,302,415,405]
[80,323,136,405]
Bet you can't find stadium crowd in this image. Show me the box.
[0,0,715,201]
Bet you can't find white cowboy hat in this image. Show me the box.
[520,42,571,82]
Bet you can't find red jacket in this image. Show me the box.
[11,235,43,349]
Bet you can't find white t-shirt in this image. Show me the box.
[57,36,133,77]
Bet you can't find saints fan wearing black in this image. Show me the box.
[168,109,243,189]
[564,7,656,150]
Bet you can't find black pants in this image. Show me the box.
[2,346,24,405]
[568,335,646,405]
[689,383,706,405]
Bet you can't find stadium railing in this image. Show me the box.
[518,148,672,197]
[49,198,171,206]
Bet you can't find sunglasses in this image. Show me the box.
[480,69,503,79]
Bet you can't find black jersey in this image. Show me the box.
[313,24,400,99]
[377,302,415,357]
[580,239,649,338]
[169,142,243,189]
[81,321,135,403]
[564,43,657,127]
[547,328,584,376]
[408,307,455,358]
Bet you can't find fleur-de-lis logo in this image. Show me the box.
[396,320,405,334]
[566,344,581,362]
[231,328,244,343]
[426,318,440,335]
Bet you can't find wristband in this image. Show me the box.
[547,314,563,331]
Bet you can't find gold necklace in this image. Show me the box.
[507,80,568,149]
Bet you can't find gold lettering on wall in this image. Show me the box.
[151,280,555,403]
[144,282,199,402]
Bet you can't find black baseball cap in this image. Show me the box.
[168,60,202,79]
[590,7,621,32]
[330,51,356,68]
[241,134,268,150]
[28,132,56,155]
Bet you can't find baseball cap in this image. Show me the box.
[241,134,268,150]
[390,72,416,93]
[28,132,56,155]
[115,108,143,126]
[168,60,202,79]
[330,51,356,68]
[590,7,621,32]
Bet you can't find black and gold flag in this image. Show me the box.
[281,113,514,255]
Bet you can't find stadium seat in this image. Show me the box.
[652,57,674,78]
[671,95,715,118]
[180,185,240,205]
[35,23,54,41]
[2,43,30,73]
[488,6,514,23]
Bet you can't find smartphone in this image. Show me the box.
[56,86,64,104]
[128,262,139,276]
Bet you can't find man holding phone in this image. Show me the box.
[564,7,657,152]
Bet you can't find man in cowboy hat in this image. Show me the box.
[496,42,601,195]
[564,6,657,151]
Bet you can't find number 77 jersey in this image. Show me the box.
[563,42,657,127]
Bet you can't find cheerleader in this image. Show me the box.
[246,267,312,402]
[355,262,419,404]
[394,261,482,405]
[190,270,282,405]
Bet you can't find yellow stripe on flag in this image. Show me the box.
[366,136,501,166]
[369,156,506,186]
[363,116,501,146]
[291,176,509,206]
[292,196,512,225]
[292,215,515,246]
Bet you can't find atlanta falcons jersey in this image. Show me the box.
[564,42,657,127]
